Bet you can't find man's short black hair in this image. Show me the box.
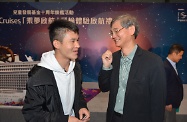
[168,44,184,54]
[48,19,79,49]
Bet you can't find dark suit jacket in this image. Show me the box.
[98,46,166,122]
[164,59,183,108]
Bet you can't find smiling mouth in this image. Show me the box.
[73,50,78,54]
[114,39,120,43]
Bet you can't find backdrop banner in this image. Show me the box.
[0,2,187,83]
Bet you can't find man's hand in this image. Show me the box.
[68,116,82,122]
[102,50,112,68]
[79,108,90,122]
[165,104,172,112]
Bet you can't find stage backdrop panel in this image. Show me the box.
[0,2,187,84]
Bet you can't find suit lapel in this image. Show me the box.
[112,51,121,98]
[125,47,142,98]
[166,60,183,84]
[166,60,178,76]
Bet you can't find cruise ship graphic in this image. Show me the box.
[0,46,39,106]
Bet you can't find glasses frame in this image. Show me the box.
[109,27,124,38]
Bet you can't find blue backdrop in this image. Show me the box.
[0,2,187,83]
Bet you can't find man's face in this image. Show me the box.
[110,20,134,48]
[56,30,80,61]
[173,51,184,63]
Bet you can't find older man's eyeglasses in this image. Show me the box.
[109,27,124,38]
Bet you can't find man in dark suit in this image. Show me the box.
[98,14,166,122]
[164,44,184,122]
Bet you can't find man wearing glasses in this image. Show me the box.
[98,14,166,122]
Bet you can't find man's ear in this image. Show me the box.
[53,40,59,49]
[129,25,135,36]
[173,52,178,56]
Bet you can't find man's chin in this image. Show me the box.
[70,56,78,61]
[71,59,76,62]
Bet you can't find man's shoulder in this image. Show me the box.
[136,47,164,67]
[27,65,54,86]
[29,65,52,77]
[141,48,161,59]
[163,59,173,69]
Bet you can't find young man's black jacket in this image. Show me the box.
[22,63,87,122]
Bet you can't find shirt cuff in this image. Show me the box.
[102,65,113,70]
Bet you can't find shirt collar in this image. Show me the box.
[167,57,176,68]
[121,45,137,60]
